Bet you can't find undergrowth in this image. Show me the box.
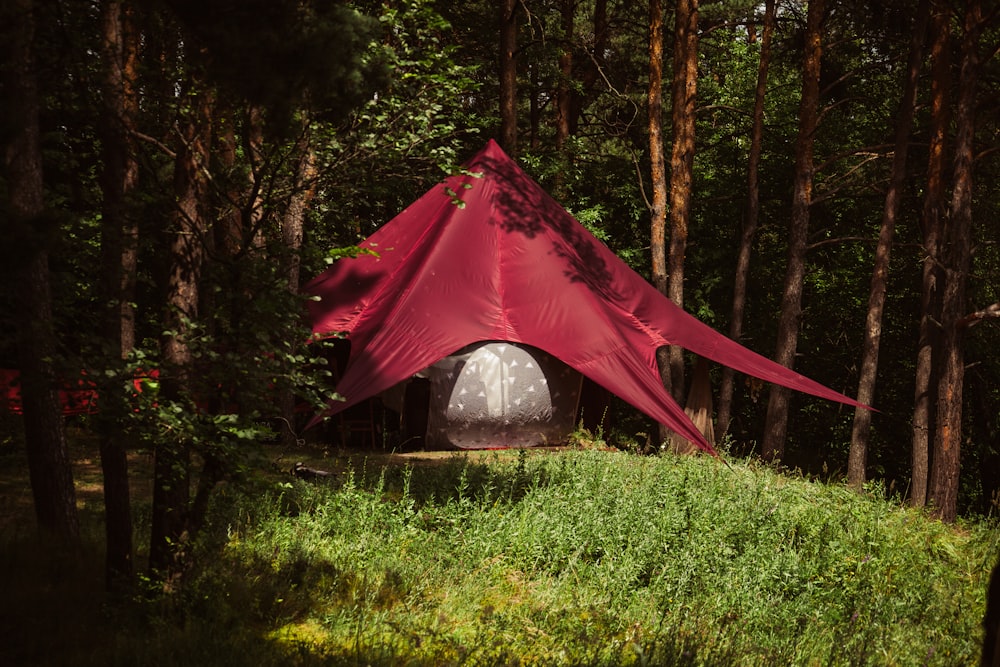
[2,448,996,666]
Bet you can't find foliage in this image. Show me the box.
[3,448,994,666]
[165,0,390,126]
[304,0,489,258]
[92,253,340,465]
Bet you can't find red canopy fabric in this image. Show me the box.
[305,140,867,454]
[0,369,98,416]
[0,368,160,417]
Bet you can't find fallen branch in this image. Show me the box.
[291,462,336,481]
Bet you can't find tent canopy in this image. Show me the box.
[305,140,867,454]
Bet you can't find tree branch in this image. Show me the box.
[130,129,176,159]
[806,236,925,252]
[958,302,1000,329]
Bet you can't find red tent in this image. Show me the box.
[305,140,866,454]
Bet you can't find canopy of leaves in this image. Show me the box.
[164,0,390,125]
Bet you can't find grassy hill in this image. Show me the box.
[1,440,997,666]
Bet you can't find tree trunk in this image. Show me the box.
[911,2,950,508]
[577,0,608,125]
[283,122,315,293]
[983,556,1000,667]
[278,117,317,446]
[558,0,607,144]
[666,0,699,404]
[669,355,714,453]
[244,106,267,250]
[215,106,246,257]
[150,83,214,577]
[555,0,573,151]
[761,0,824,463]
[717,0,775,441]
[529,61,540,150]
[2,0,80,544]
[97,0,140,588]
[499,0,518,155]
[930,0,982,523]
[215,104,265,256]
[648,0,672,439]
[847,0,928,489]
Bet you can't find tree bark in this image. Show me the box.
[911,2,951,508]
[278,117,317,446]
[670,355,714,453]
[215,106,245,258]
[529,61,540,150]
[762,0,824,463]
[577,0,608,124]
[847,0,928,489]
[717,0,775,441]
[149,82,214,577]
[555,0,573,151]
[556,0,607,145]
[930,0,982,523]
[2,0,80,544]
[499,0,519,155]
[665,0,699,404]
[648,0,672,437]
[958,302,1000,329]
[283,121,315,293]
[244,106,267,250]
[983,556,1000,667]
[97,0,140,587]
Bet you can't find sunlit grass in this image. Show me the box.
[2,446,996,666]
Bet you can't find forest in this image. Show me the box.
[1,0,999,616]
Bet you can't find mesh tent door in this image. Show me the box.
[424,341,583,449]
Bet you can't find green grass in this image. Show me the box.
[2,446,997,666]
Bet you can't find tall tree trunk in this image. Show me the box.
[847,0,929,489]
[555,0,573,151]
[278,117,317,446]
[761,0,824,462]
[529,61,540,150]
[499,0,518,155]
[215,107,245,258]
[930,0,982,523]
[911,2,951,508]
[717,0,775,441]
[648,0,671,437]
[212,102,259,411]
[283,121,316,299]
[243,106,267,250]
[670,355,715,454]
[216,104,265,256]
[97,0,140,588]
[149,83,214,577]
[557,0,607,144]
[577,0,608,127]
[2,0,80,544]
[665,0,699,404]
